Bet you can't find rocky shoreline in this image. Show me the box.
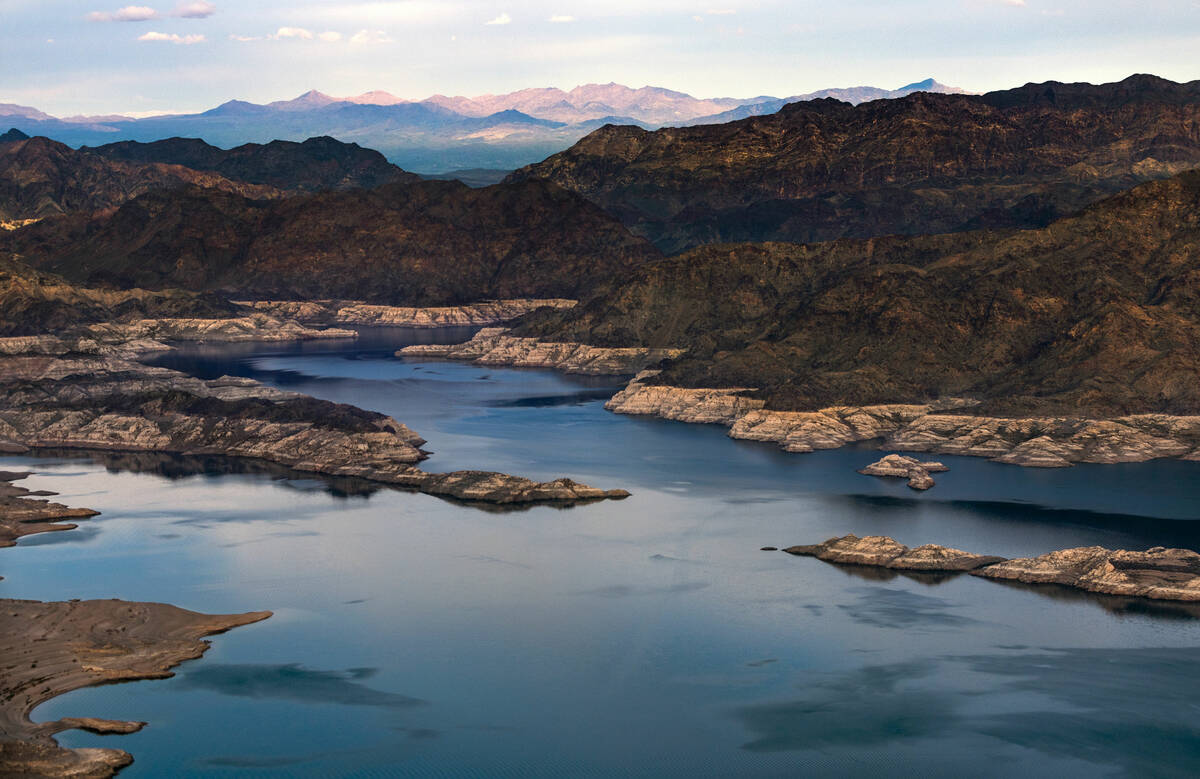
[397,327,683,375]
[394,342,1200,468]
[243,298,576,327]
[0,471,99,551]
[0,352,629,507]
[784,535,1200,601]
[0,598,270,778]
[605,372,1200,468]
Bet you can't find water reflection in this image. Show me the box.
[9,332,1200,778]
[178,664,426,708]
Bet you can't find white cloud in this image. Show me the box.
[548,14,575,23]
[88,5,159,22]
[1003,0,1027,5]
[271,26,314,39]
[172,1,215,18]
[349,29,394,44]
[692,15,704,21]
[138,30,205,43]
[318,31,343,42]
[484,12,511,25]
[228,34,260,41]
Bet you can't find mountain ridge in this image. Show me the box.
[0,79,966,173]
[510,74,1200,253]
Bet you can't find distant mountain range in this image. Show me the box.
[0,80,965,174]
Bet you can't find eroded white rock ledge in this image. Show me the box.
[607,371,1200,467]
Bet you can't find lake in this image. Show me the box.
[3,327,1200,777]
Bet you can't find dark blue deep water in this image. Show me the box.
[4,327,1200,777]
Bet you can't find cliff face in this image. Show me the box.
[86,135,418,192]
[517,168,1200,418]
[4,178,662,304]
[0,135,281,221]
[511,74,1200,252]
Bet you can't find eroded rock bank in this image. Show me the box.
[0,599,270,778]
[397,327,683,375]
[0,353,628,507]
[784,535,1200,601]
[243,298,576,327]
[606,372,1200,467]
[0,471,99,550]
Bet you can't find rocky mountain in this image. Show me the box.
[0,134,281,221]
[511,74,1200,253]
[516,167,1200,418]
[0,256,234,336]
[3,178,661,304]
[85,136,417,192]
[1,79,963,174]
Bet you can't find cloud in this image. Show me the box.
[705,8,736,14]
[138,30,205,43]
[1003,0,1027,5]
[88,5,159,22]
[172,1,215,17]
[271,26,314,39]
[318,31,343,42]
[484,12,511,25]
[548,14,575,22]
[229,34,260,42]
[349,29,394,44]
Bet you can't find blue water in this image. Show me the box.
[3,328,1200,777]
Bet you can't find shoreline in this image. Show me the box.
[0,599,270,778]
[398,330,1200,469]
[242,298,576,328]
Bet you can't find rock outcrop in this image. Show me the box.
[784,534,1005,571]
[783,535,1200,602]
[975,547,1200,601]
[603,376,1200,467]
[0,598,270,778]
[858,454,948,490]
[0,470,99,549]
[399,328,683,375]
[243,298,575,327]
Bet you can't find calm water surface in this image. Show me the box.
[4,327,1200,777]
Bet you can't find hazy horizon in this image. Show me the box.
[3,0,1199,117]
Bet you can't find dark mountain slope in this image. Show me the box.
[516,168,1200,417]
[0,135,280,221]
[0,256,234,336]
[86,136,417,192]
[3,178,661,304]
[511,74,1200,253]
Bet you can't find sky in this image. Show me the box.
[2,0,1199,116]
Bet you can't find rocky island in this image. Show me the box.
[784,535,1200,601]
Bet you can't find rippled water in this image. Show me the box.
[4,327,1200,777]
